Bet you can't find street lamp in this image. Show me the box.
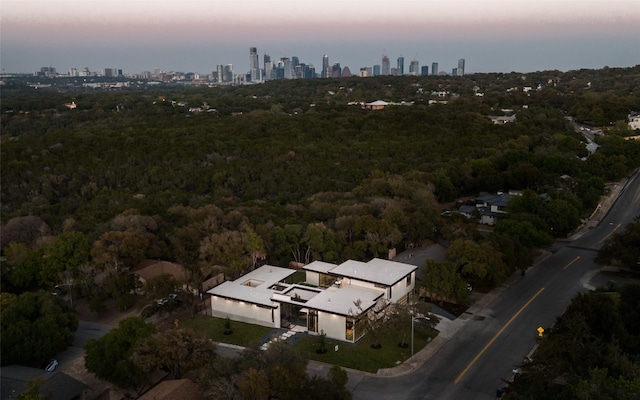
[56,282,74,308]
[411,314,430,360]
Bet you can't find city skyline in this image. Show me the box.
[2,0,639,75]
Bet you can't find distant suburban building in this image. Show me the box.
[208,258,417,343]
[457,192,517,225]
[431,62,438,76]
[488,114,517,124]
[363,100,389,110]
[629,112,640,131]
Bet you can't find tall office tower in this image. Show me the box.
[322,54,330,78]
[397,56,405,75]
[292,56,299,68]
[381,54,390,75]
[306,64,316,79]
[223,64,233,82]
[249,47,260,82]
[342,66,352,77]
[263,53,271,71]
[282,58,294,79]
[331,63,342,78]
[263,54,272,81]
[264,61,274,80]
[217,65,224,82]
[373,64,381,76]
[458,58,465,76]
[421,65,429,76]
[431,62,438,76]
[69,67,78,77]
[452,68,458,76]
[409,60,419,76]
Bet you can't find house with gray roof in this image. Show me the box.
[1,365,87,400]
[207,258,417,343]
[457,192,517,225]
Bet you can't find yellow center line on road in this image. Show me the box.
[563,256,581,270]
[454,287,545,385]
[599,223,621,244]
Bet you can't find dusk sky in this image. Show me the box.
[2,0,639,75]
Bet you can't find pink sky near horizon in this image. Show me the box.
[3,0,638,44]
[2,0,639,74]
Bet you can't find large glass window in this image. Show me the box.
[308,310,318,333]
[319,273,336,288]
[346,318,354,341]
[346,316,367,342]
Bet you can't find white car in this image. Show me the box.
[44,359,58,372]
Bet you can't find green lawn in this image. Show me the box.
[181,314,438,373]
[294,324,437,373]
[179,315,273,347]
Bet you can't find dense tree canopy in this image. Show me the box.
[84,317,156,390]
[1,67,639,310]
[596,218,640,273]
[0,291,78,366]
[504,286,640,400]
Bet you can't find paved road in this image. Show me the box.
[56,321,113,370]
[351,169,640,399]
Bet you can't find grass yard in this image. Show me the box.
[179,315,273,347]
[294,324,437,373]
[180,314,438,374]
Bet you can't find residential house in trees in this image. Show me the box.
[457,192,517,225]
[207,258,417,343]
[629,112,640,131]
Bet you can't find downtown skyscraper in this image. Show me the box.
[321,54,330,78]
[381,54,391,75]
[397,56,404,75]
[249,47,260,82]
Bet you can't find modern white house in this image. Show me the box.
[207,258,417,343]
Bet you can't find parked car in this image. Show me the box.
[156,298,169,306]
[43,359,58,372]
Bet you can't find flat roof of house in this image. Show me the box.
[304,285,384,316]
[329,258,418,286]
[235,265,296,286]
[207,265,296,308]
[303,260,338,274]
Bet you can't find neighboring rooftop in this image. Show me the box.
[138,378,204,400]
[1,365,87,400]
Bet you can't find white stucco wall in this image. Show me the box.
[306,271,320,286]
[317,311,346,341]
[388,271,414,303]
[210,296,279,328]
